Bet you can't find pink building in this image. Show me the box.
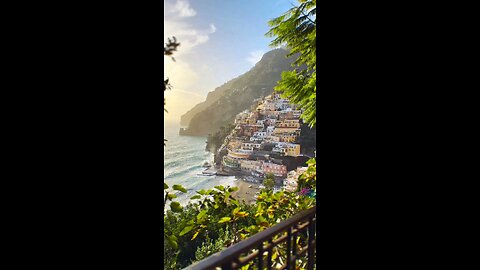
[262,162,287,177]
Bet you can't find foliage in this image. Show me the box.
[266,0,316,127]
[164,37,180,111]
[263,173,275,190]
[297,157,316,191]
[163,181,316,269]
[194,229,229,262]
[205,123,235,154]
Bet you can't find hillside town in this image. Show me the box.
[213,93,314,191]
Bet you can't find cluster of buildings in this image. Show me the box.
[219,93,306,180]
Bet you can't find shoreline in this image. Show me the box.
[231,178,262,205]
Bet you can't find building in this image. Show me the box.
[273,127,301,136]
[285,167,308,192]
[227,149,252,159]
[239,160,263,172]
[285,144,301,157]
[253,131,267,138]
[262,162,287,177]
[272,143,301,157]
[276,119,300,128]
[265,135,280,143]
[277,133,297,143]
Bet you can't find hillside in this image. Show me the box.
[180,48,297,136]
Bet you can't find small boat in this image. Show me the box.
[197,172,215,176]
[202,162,211,168]
[248,185,253,188]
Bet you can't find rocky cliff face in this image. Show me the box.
[180,48,297,136]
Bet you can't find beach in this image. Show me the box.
[232,179,261,204]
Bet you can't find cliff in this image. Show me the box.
[180,48,297,136]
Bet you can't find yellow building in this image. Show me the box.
[285,144,301,157]
[273,127,299,134]
[279,134,297,143]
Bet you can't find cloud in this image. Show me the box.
[165,23,215,56]
[164,0,217,56]
[168,0,197,17]
[164,58,199,90]
[209,24,216,33]
[164,0,218,123]
[246,50,265,66]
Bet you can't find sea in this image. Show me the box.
[164,122,236,206]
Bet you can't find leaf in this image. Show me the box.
[190,195,201,200]
[166,235,178,249]
[179,225,194,236]
[214,185,225,191]
[232,207,241,216]
[218,217,231,223]
[167,193,177,200]
[236,211,249,218]
[196,189,206,195]
[232,199,240,207]
[240,264,250,270]
[197,210,207,221]
[173,185,187,193]
[228,186,239,192]
[170,202,183,213]
[191,231,200,240]
[164,183,169,189]
[256,216,269,227]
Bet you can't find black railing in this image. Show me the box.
[184,206,316,270]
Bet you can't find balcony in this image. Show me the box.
[184,206,316,270]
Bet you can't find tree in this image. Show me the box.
[266,0,316,127]
[164,37,180,112]
[263,173,275,190]
[164,36,180,150]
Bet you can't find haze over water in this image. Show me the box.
[164,122,236,206]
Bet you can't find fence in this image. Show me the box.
[184,206,316,270]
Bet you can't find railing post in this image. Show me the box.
[221,261,232,270]
[258,242,264,270]
[286,227,292,270]
[307,217,315,270]
[267,239,273,270]
[183,207,316,270]
[292,224,298,270]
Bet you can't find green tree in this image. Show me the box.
[266,0,316,127]
[263,173,275,190]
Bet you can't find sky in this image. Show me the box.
[164,0,294,126]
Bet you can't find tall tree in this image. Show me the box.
[164,37,180,146]
[266,0,316,127]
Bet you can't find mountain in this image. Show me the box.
[180,48,296,136]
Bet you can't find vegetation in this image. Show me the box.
[263,173,275,190]
[164,184,316,269]
[266,0,316,127]
[205,123,235,154]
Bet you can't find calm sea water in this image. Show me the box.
[164,123,236,206]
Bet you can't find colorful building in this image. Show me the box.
[262,162,287,177]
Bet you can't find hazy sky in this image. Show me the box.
[164,0,293,125]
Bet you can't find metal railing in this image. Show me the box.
[184,206,316,270]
